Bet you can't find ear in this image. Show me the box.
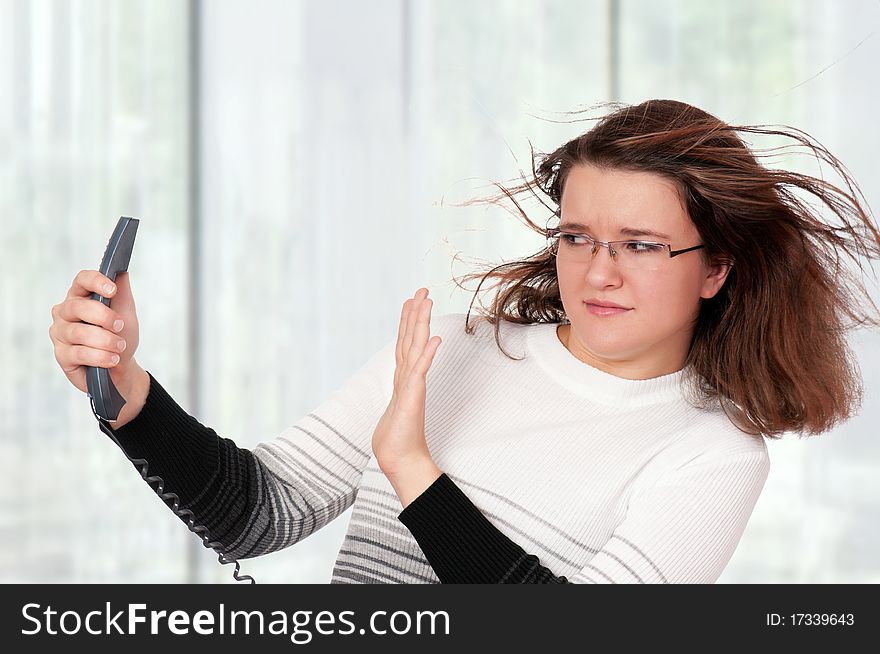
[700,256,734,300]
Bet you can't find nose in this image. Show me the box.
[590,241,618,261]
[585,242,624,285]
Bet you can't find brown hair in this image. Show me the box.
[451,99,880,439]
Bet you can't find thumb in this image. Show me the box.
[110,271,137,314]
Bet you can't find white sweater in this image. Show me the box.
[245,312,771,583]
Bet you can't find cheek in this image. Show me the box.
[556,267,699,343]
[556,267,586,316]
[624,277,703,344]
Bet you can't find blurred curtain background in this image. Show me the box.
[3,0,878,583]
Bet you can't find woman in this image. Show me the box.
[50,99,880,583]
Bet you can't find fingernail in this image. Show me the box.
[103,283,115,295]
[113,319,124,332]
[111,354,120,364]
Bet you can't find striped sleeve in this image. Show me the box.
[101,337,396,561]
[399,449,770,584]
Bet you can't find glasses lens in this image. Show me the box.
[547,234,560,255]
[553,233,667,272]
[615,241,667,271]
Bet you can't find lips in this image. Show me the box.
[584,300,632,316]
[585,299,631,310]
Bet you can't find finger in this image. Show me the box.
[394,299,411,390]
[407,297,432,373]
[59,321,126,354]
[395,299,409,369]
[67,269,118,300]
[66,344,122,369]
[401,288,426,361]
[58,297,124,334]
[413,335,442,376]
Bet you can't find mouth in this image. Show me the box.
[584,300,632,316]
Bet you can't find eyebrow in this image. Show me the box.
[558,221,671,241]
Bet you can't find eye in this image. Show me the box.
[624,241,665,254]
[561,233,590,246]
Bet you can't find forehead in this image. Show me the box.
[560,164,692,237]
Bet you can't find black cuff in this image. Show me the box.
[398,473,569,583]
[398,473,529,583]
[101,371,221,507]
[97,371,262,552]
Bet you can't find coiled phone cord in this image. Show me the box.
[92,399,256,584]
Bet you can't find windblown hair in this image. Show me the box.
[452,99,880,439]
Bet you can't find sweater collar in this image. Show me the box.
[526,321,688,407]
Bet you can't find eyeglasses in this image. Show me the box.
[545,217,705,273]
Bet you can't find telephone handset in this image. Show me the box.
[88,216,255,583]
[87,217,137,422]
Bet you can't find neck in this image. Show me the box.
[557,323,687,381]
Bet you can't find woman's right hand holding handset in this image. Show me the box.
[49,269,150,429]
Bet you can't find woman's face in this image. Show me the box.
[555,164,731,379]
